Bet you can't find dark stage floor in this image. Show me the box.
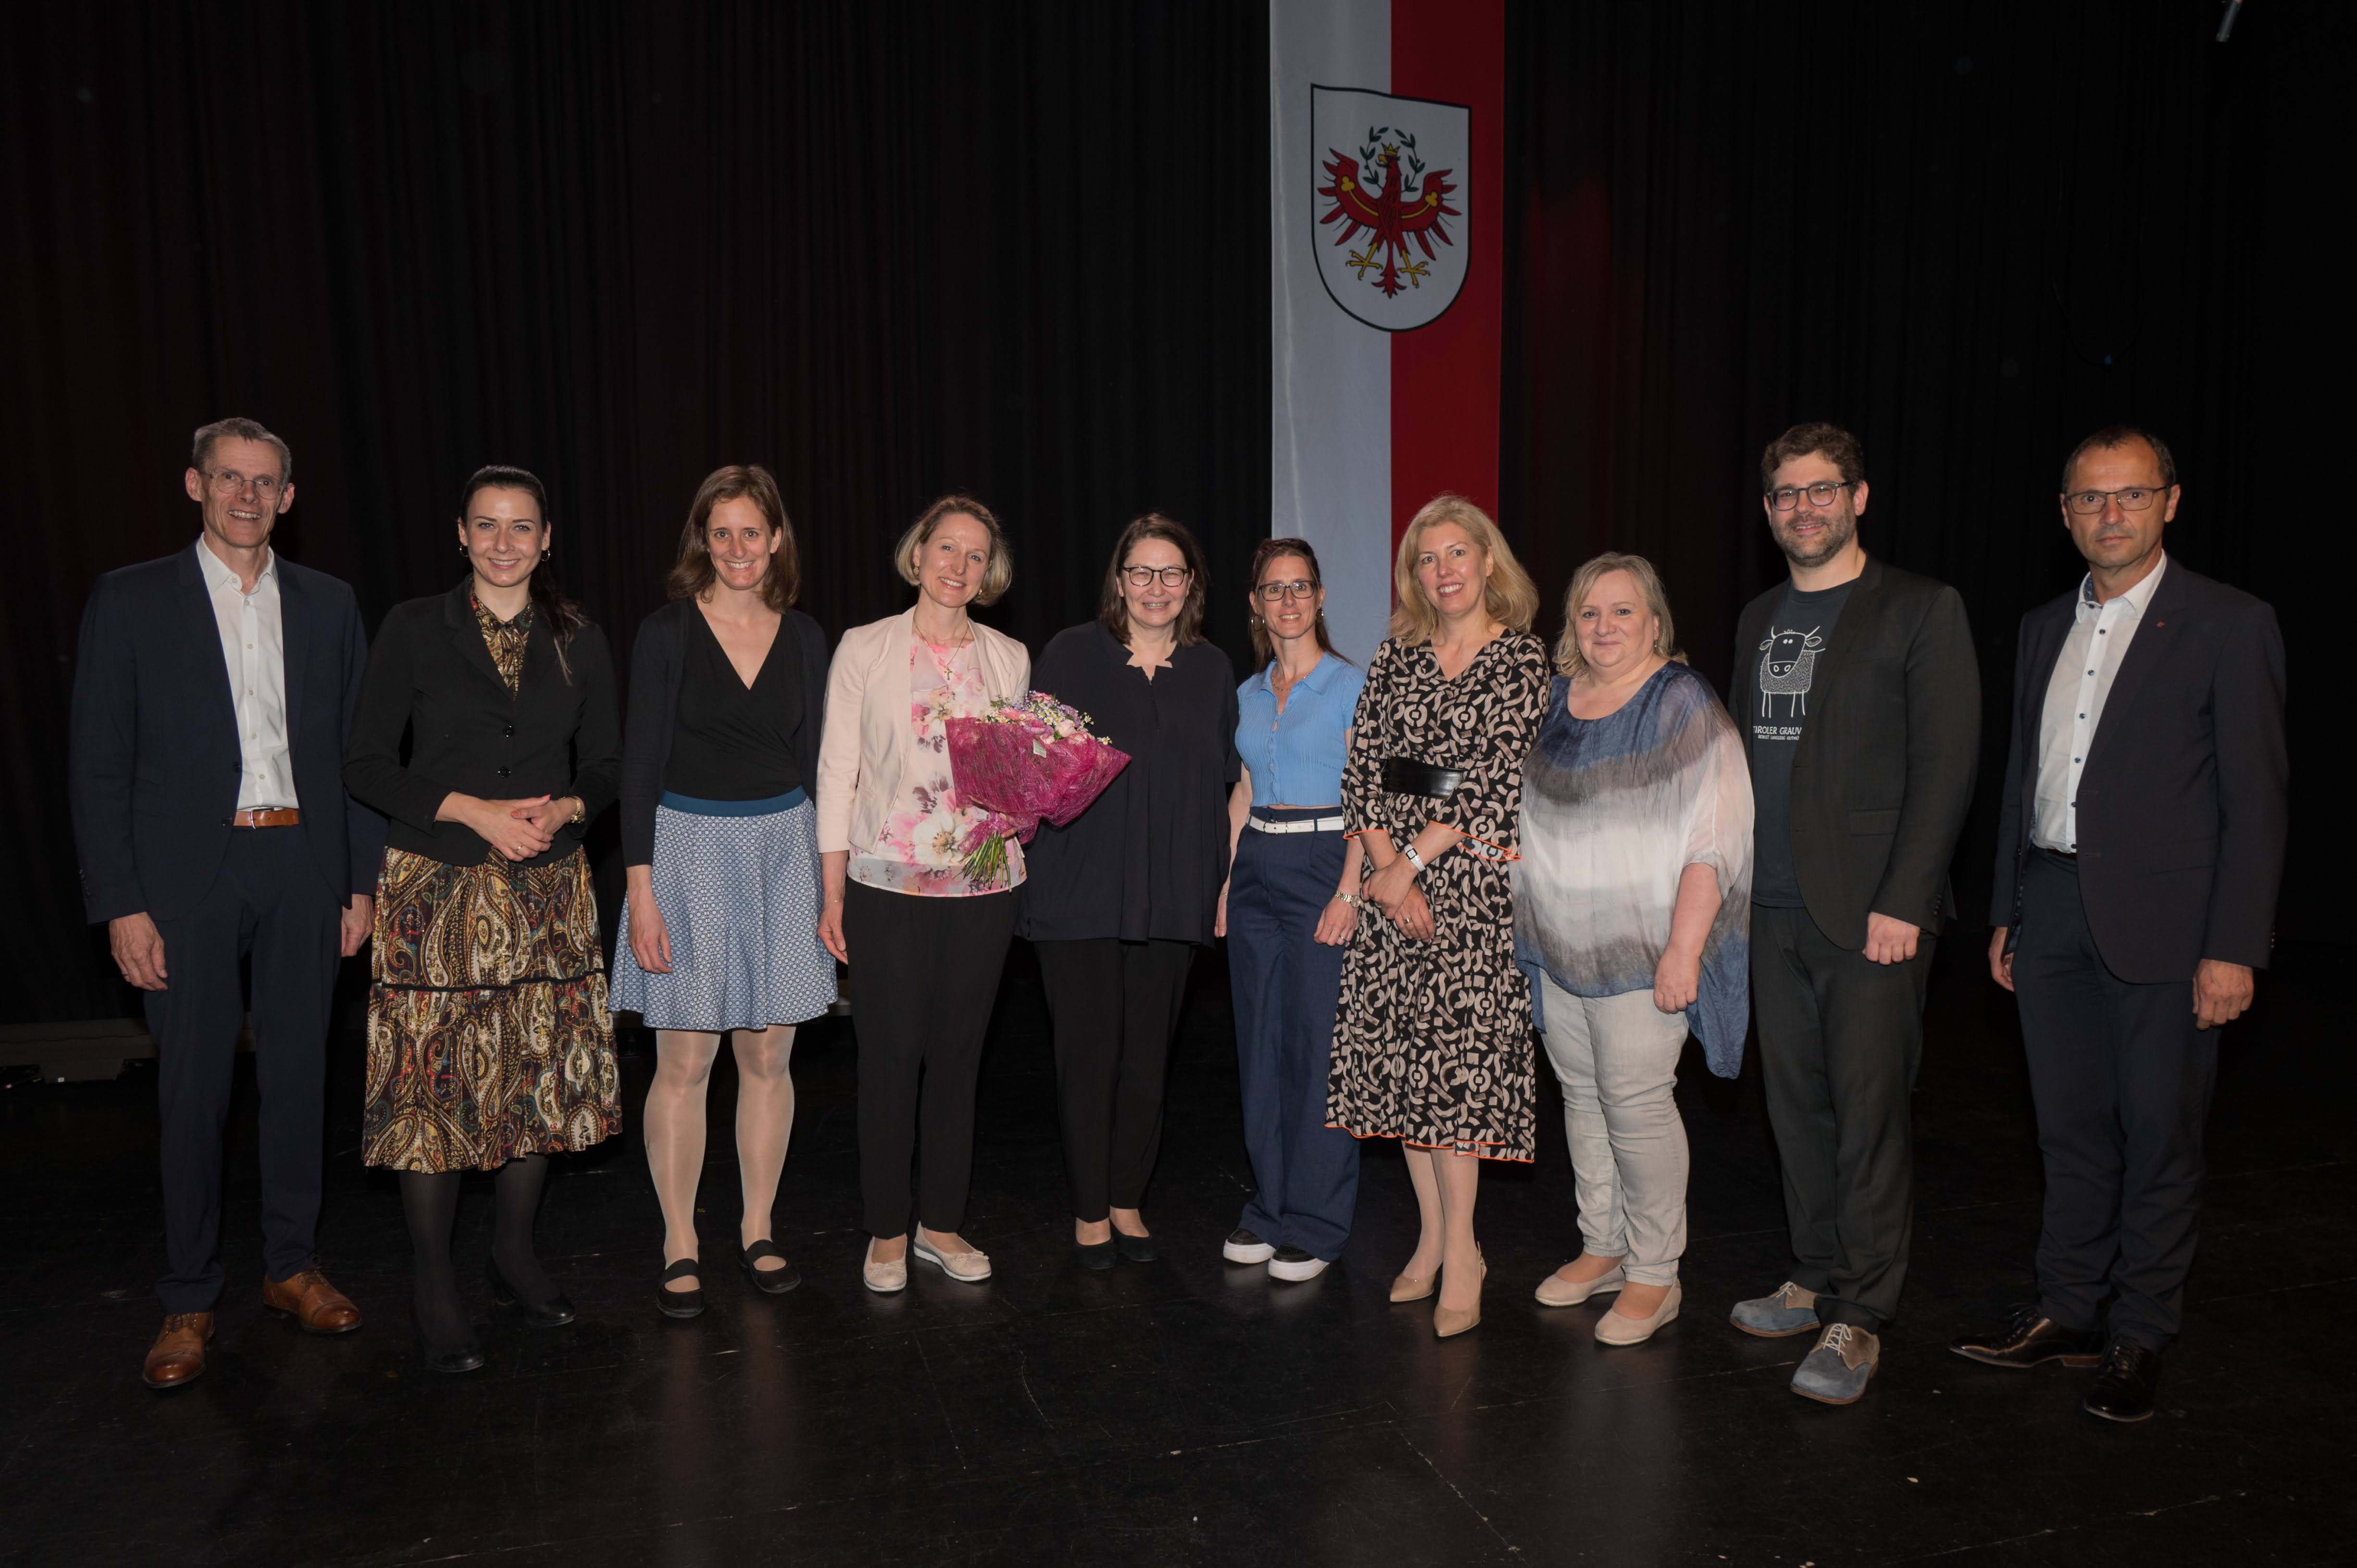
[3,936,2349,1567]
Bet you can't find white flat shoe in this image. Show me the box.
[911,1232,992,1283]
[1595,1283,1682,1345]
[862,1238,907,1295]
[1534,1261,1625,1307]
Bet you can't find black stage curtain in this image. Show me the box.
[2,2,1268,1022]
[1501,0,2329,943]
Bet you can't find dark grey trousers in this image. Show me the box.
[2012,850,2217,1352]
[1750,902,1933,1331]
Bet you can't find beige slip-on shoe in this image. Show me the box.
[1535,1260,1625,1307]
[911,1231,992,1283]
[1595,1282,1682,1346]
[862,1237,908,1295]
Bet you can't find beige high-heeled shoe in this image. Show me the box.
[1432,1250,1486,1339]
[1389,1269,1437,1304]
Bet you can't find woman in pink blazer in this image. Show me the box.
[814,494,1030,1294]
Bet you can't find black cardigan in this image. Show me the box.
[618,597,829,867]
[343,581,621,867]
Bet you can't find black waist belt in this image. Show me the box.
[1381,759,1466,797]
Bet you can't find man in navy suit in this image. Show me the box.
[1954,426,2287,1422]
[69,417,385,1389]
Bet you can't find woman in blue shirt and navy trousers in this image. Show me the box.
[1217,538,1368,1281]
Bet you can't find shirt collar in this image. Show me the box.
[1253,652,1341,697]
[2075,551,2166,621]
[194,536,276,593]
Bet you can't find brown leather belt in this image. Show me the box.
[228,808,301,829]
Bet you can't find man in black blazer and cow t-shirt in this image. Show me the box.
[1954,427,2286,1423]
[68,418,385,1390]
[1725,423,1981,1407]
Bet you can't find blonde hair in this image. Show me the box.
[1387,494,1539,645]
[1553,551,1685,678]
[894,494,1013,606]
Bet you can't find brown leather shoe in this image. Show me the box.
[262,1268,363,1334]
[142,1312,214,1390]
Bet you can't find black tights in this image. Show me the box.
[399,1155,557,1352]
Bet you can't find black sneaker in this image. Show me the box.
[1269,1246,1329,1282]
[1222,1228,1275,1264]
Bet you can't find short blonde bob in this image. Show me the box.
[1388,494,1540,645]
[1553,551,1687,679]
[894,493,1013,606]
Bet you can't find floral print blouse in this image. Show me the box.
[847,638,1026,897]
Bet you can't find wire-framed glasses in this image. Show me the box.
[2064,486,2165,515]
[207,468,283,498]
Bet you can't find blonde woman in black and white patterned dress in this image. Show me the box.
[1327,495,1551,1340]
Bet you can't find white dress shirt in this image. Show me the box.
[2032,552,2167,852]
[195,537,300,810]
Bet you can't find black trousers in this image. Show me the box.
[142,828,341,1312]
[1750,902,1933,1331]
[1035,937,1196,1222]
[844,881,1018,1237]
[2013,850,2218,1352]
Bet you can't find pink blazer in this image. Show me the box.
[814,607,1032,856]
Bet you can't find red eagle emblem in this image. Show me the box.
[1318,130,1459,298]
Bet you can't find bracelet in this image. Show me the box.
[1334,892,1364,909]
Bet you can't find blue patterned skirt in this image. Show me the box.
[609,790,835,1032]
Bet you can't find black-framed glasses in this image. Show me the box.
[207,468,283,498]
[1122,565,1192,589]
[2064,485,2166,515]
[1766,480,1853,511]
[1256,578,1318,602]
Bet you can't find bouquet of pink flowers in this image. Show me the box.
[945,692,1130,885]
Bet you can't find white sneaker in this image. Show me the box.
[1222,1228,1277,1265]
[1268,1246,1329,1282]
[911,1231,992,1283]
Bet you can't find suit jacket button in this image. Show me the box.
[497,766,512,778]
[503,725,515,738]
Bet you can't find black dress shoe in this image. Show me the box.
[2084,1340,2162,1423]
[1075,1236,1117,1272]
[738,1241,802,1296]
[1949,1307,2106,1369]
[412,1311,484,1375]
[1113,1227,1160,1264]
[656,1257,706,1320]
[487,1261,576,1328]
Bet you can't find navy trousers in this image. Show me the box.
[2013,850,2218,1352]
[142,828,341,1312]
[1226,812,1360,1260]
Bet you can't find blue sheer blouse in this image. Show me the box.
[1235,654,1364,808]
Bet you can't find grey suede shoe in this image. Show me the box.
[1730,1280,1821,1338]
[1791,1323,1879,1405]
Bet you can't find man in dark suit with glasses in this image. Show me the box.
[1955,425,2286,1423]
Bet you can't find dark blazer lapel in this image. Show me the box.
[175,546,240,752]
[1731,590,1775,760]
[2082,563,2187,779]
[443,581,511,697]
[276,559,309,753]
[2014,598,2072,810]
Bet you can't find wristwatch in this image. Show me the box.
[1399,843,1425,871]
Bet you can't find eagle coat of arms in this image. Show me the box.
[1309,85,1471,333]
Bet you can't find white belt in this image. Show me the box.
[1247,814,1347,834]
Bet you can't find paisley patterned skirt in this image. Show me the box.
[362,846,621,1172]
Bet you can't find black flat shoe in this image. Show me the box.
[412,1311,484,1375]
[1949,1307,2106,1369]
[657,1258,706,1319]
[1076,1237,1117,1272]
[738,1241,802,1296]
[486,1261,576,1328]
[2083,1340,2162,1423]
[1113,1228,1160,1264]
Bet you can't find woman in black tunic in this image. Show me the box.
[1022,514,1239,1267]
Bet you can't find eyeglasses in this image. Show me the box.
[1766,480,1853,511]
[1122,565,1193,589]
[208,468,283,498]
[1256,579,1319,602]
[2064,485,2166,515]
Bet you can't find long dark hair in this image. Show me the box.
[1097,512,1210,648]
[1246,536,1341,668]
[667,464,799,610]
[458,464,586,679]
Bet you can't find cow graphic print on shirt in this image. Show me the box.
[1756,623,1824,728]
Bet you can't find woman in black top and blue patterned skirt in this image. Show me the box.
[611,466,833,1318]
